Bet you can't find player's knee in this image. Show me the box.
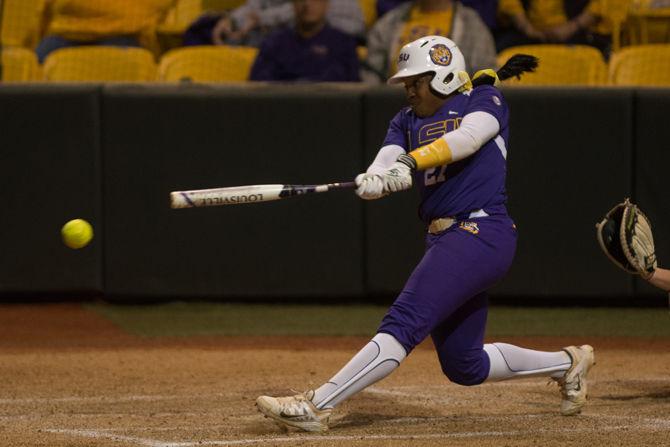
[377,302,429,353]
[440,356,487,386]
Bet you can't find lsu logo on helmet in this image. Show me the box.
[429,44,452,67]
[398,52,410,63]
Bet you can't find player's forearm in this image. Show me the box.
[647,267,670,292]
[366,144,405,174]
[407,112,500,170]
[510,12,537,35]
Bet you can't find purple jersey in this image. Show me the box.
[382,85,509,223]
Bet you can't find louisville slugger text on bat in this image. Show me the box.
[170,182,356,209]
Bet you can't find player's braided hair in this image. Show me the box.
[471,54,539,88]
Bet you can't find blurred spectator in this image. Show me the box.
[249,0,360,81]
[363,0,496,83]
[377,0,498,30]
[36,0,174,63]
[377,0,412,18]
[185,0,364,47]
[461,0,499,30]
[496,0,609,55]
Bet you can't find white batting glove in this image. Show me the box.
[378,160,413,193]
[355,155,415,200]
[355,173,387,200]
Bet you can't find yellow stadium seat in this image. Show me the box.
[43,47,157,82]
[497,45,607,86]
[160,0,204,33]
[627,5,670,45]
[1,47,42,82]
[158,45,258,82]
[359,0,378,29]
[609,44,670,86]
[1,0,46,48]
[597,0,632,51]
[158,0,209,55]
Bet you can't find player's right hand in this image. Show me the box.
[355,173,388,200]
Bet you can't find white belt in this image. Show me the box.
[428,209,489,234]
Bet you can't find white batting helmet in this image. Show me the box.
[388,35,468,97]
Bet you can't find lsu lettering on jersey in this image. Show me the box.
[382,85,509,223]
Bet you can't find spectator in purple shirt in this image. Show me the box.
[377,0,498,30]
[249,0,360,82]
[461,0,498,30]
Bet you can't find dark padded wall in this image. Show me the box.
[0,85,660,300]
[495,88,634,296]
[102,85,364,298]
[362,87,425,294]
[634,90,670,296]
[0,86,102,293]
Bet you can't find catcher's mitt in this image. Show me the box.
[596,198,657,278]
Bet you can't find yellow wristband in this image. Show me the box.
[409,138,453,170]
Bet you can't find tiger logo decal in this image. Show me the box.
[429,44,452,67]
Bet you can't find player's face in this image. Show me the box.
[401,73,445,118]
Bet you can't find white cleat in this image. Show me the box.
[554,344,595,416]
[256,390,331,432]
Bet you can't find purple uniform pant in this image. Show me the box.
[378,214,517,385]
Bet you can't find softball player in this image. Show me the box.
[256,35,595,432]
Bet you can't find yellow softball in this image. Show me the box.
[61,219,94,249]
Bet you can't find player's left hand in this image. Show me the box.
[596,198,657,278]
[356,156,414,200]
[378,160,413,194]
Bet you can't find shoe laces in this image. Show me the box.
[289,389,313,401]
[278,399,306,415]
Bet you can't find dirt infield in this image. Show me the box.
[1,304,669,446]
